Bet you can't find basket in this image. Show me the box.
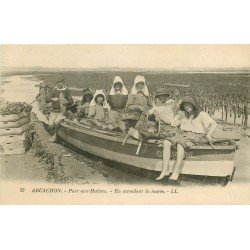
[0,111,28,122]
[0,117,30,128]
[0,131,29,143]
[0,140,28,155]
[0,123,30,136]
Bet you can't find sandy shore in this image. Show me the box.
[1,113,161,186]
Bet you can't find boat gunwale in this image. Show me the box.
[61,120,238,151]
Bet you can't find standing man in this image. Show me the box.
[45,78,73,142]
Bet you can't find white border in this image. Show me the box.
[1,0,250,44]
[1,0,249,250]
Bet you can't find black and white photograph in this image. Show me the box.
[0,44,249,204]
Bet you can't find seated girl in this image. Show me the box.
[125,75,152,125]
[76,88,93,122]
[106,76,128,131]
[156,96,217,181]
[126,75,152,112]
[148,87,179,126]
[88,90,110,129]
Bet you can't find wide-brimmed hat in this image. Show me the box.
[179,96,199,111]
[155,88,170,97]
[82,88,93,97]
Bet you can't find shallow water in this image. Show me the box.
[1,75,41,113]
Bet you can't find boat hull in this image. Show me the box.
[58,120,237,179]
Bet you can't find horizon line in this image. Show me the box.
[2,66,250,72]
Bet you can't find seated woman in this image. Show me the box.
[76,88,93,122]
[88,90,110,129]
[149,87,179,126]
[106,76,128,131]
[156,96,217,181]
[125,75,152,126]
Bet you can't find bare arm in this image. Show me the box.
[206,120,217,142]
[154,111,173,125]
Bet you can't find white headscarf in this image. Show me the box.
[109,76,128,96]
[89,89,110,110]
[131,75,149,96]
[56,87,66,91]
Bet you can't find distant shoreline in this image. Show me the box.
[2,67,250,75]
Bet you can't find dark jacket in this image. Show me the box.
[45,88,73,112]
[106,94,128,111]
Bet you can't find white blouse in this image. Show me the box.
[179,111,215,134]
[149,99,178,124]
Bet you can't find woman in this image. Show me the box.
[106,76,128,130]
[88,90,110,129]
[156,96,217,181]
[76,88,93,122]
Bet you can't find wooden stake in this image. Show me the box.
[158,121,161,133]
[136,141,142,155]
[208,141,215,149]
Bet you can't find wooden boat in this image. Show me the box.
[35,89,239,185]
[54,118,238,185]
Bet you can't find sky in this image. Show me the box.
[1,44,250,70]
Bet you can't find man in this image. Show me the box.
[45,78,73,142]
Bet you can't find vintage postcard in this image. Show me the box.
[0,44,249,204]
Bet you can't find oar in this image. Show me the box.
[35,109,50,125]
[29,99,50,125]
[208,137,240,149]
[29,99,37,105]
[122,128,140,145]
[208,141,215,149]
[122,133,130,146]
[164,83,190,87]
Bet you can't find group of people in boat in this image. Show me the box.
[38,75,217,182]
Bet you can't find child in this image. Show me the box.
[149,87,179,126]
[88,90,110,129]
[126,75,152,112]
[106,76,128,130]
[76,88,93,122]
[156,96,217,181]
[125,75,152,127]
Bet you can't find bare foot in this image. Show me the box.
[169,172,179,181]
[156,171,170,180]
